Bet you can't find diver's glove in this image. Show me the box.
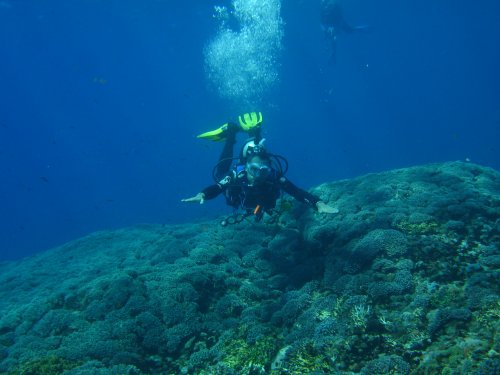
[238,112,263,132]
[316,201,339,214]
[181,192,205,204]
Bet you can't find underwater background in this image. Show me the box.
[0,0,499,260]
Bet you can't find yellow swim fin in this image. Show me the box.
[238,112,263,132]
[197,123,230,142]
[197,112,262,141]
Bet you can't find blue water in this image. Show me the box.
[0,0,498,261]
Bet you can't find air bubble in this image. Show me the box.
[204,0,284,106]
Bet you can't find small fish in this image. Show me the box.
[93,77,108,85]
[39,176,49,183]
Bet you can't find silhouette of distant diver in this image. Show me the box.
[320,0,368,63]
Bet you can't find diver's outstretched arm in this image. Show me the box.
[346,24,370,33]
[181,182,227,204]
[280,177,320,207]
[280,177,338,213]
[181,192,205,204]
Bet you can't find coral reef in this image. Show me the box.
[0,161,498,374]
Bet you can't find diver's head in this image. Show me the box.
[241,138,266,161]
[246,154,272,185]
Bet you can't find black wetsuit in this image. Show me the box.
[202,168,320,217]
[201,123,320,220]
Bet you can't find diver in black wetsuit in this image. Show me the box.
[182,112,337,224]
[320,0,367,63]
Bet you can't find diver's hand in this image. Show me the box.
[316,201,339,214]
[181,193,205,204]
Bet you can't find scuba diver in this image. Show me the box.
[320,0,368,63]
[182,112,337,225]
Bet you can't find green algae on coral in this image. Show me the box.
[219,335,278,374]
[395,219,439,235]
[10,356,81,375]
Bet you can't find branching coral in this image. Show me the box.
[351,304,371,330]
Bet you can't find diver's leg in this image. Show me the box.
[330,36,337,64]
[215,122,239,180]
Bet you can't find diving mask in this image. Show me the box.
[247,162,271,179]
